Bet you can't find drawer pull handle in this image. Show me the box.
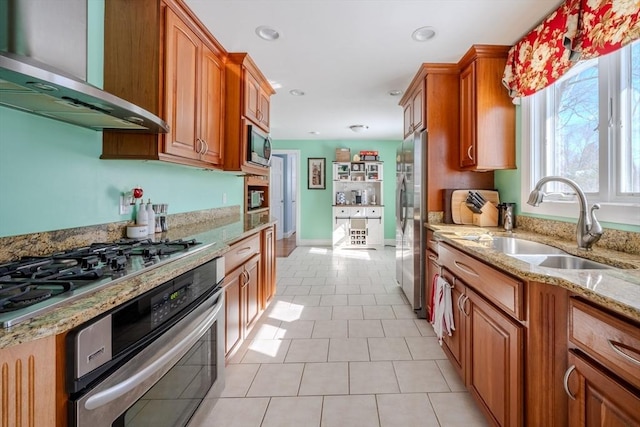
[428,255,439,262]
[608,340,640,366]
[454,260,480,277]
[563,365,577,400]
[237,247,252,255]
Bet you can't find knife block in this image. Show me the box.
[472,202,498,227]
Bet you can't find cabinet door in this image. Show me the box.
[259,89,270,129]
[199,45,224,166]
[0,335,56,426]
[244,69,261,127]
[164,9,200,160]
[567,350,640,427]
[262,226,276,307]
[459,62,476,168]
[333,216,350,247]
[402,101,413,139]
[441,272,465,381]
[243,255,261,335]
[411,85,424,133]
[425,250,439,321]
[366,217,383,246]
[466,288,523,427]
[224,266,242,357]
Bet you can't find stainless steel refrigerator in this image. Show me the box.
[396,130,427,318]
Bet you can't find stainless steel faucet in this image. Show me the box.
[527,176,603,250]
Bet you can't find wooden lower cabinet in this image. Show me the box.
[223,253,261,358]
[223,229,276,361]
[567,350,640,426]
[0,335,56,427]
[439,243,524,427]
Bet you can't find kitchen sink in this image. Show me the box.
[510,254,613,270]
[490,237,565,255]
[489,236,614,270]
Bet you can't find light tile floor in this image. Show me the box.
[190,246,488,427]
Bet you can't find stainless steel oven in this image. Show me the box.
[67,257,225,427]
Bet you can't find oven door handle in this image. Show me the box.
[84,289,223,411]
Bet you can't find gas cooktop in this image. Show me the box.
[0,238,207,328]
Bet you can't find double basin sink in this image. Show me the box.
[489,237,613,270]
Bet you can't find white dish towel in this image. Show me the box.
[431,274,455,345]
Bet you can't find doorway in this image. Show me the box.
[271,150,300,245]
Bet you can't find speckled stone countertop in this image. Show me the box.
[428,224,640,323]
[0,215,276,349]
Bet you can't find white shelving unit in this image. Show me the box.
[332,161,384,249]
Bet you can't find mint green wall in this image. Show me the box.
[0,108,243,237]
[273,140,398,242]
[0,0,242,238]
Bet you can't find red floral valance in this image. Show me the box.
[571,0,640,61]
[502,0,640,98]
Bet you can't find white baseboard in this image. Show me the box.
[297,239,332,246]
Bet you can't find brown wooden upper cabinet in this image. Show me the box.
[458,45,516,171]
[223,53,275,175]
[400,71,425,139]
[102,0,225,170]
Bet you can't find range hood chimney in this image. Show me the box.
[0,0,168,133]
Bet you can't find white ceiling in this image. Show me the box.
[185,0,561,141]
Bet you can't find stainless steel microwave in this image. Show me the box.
[247,124,272,167]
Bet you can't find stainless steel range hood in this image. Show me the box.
[0,0,168,133]
[0,52,169,132]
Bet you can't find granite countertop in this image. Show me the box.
[428,224,640,322]
[0,215,276,349]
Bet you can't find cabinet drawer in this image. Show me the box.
[569,298,640,389]
[350,207,365,217]
[225,233,261,274]
[426,230,438,254]
[439,243,524,320]
[334,207,349,216]
[365,207,382,217]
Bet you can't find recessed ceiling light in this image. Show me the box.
[388,90,403,96]
[255,25,280,41]
[411,26,436,42]
[309,131,320,135]
[289,89,305,96]
[349,125,369,133]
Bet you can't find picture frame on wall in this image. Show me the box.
[308,157,326,190]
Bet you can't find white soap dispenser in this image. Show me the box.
[146,199,156,234]
[136,199,148,228]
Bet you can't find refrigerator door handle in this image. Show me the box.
[397,175,408,233]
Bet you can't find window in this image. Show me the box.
[521,40,640,226]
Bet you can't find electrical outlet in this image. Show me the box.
[119,194,131,215]
[222,192,227,204]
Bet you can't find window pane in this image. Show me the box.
[550,61,599,193]
[620,41,640,194]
